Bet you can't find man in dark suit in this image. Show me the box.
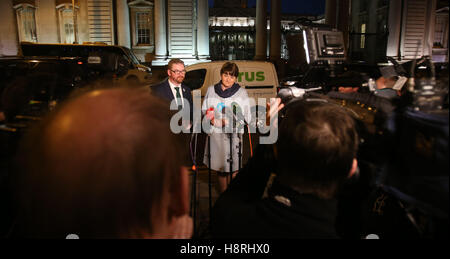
[151,59,193,132]
[151,59,193,112]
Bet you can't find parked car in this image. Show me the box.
[0,56,94,121]
[19,42,152,85]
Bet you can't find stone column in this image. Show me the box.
[269,0,281,62]
[116,0,131,48]
[254,0,267,60]
[37,0,58,43]
[386,0,402,57]
[0,0,19,56]
[153,0,168,66]
[424,0,437,57]
[197,0,209,60]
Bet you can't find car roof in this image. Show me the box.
[189,60,274,65]
[0,56,81,62]
[186,60,275,70]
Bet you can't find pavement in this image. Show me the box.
[187,132,256,239]
[189,165,220,238]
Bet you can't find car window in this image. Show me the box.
[184,69,207,90]
[22,44,126,59]
[31,62,60,74]
[123,47,140,65]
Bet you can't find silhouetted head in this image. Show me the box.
[14,87,190,238]
[276,100,359,199]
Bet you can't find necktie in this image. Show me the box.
[175,87,182,110]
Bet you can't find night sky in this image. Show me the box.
[208,0,326,15]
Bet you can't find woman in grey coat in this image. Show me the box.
[202,62,251,193]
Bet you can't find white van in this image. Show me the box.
[184,61,279,102]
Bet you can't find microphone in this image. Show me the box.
[277,86,322,104]
[220,106,246,132]
[231,102,247,127]
[206,107,215,121]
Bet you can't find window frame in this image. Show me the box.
[135,11,152,45]
[128,0,154,48]
[56,4,80,44]
[13,3,38,43]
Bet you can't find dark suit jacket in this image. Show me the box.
[151,79,194,127]
[211,145,340,239]
[151,79,193,110]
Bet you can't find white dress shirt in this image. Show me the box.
[168,80,184,108]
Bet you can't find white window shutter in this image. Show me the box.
[400,0,428,59]
[88,0,114,45]
[168,0,195,58]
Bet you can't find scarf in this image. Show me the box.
[214,81,241,98]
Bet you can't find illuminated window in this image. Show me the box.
[56,4,79,44]
[13,4,37,42]
[129,0,154,47]
[434,12,448,48]
[249,18,255,27]
[360,23,366,48]
[136,12,151,44]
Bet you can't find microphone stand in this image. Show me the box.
[235,115,246,171]
[227,109,246,185]
[189,118,205,237]
[191,131,198,237]
[207,133,212,230]
[228,132,233,187]
[238,131,242,170]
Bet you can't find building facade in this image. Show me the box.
[0,0,210,66]
[328,0,449,64]
[208,0,322,61]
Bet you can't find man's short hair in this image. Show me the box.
[13,87,187,238]
[220,62,239,77]
[276,100,359,196]
[168,58,185,70]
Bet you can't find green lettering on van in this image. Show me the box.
[245,72,255,82]
[256,71,265,81]
[237,71,265,82]
[238,72,244,82]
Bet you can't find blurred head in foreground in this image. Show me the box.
[276,100,359,199]
[14,87,191,238]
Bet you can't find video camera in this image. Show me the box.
[303,27,346,65]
